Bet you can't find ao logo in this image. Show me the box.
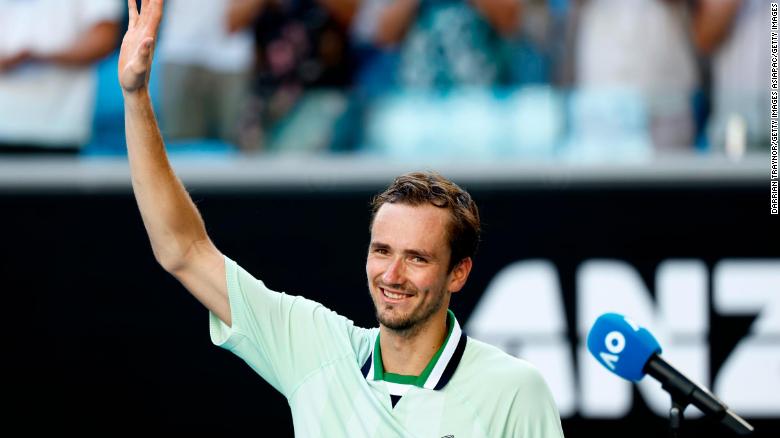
[601,331,625,370]
[465,259,780,419]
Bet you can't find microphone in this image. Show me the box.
[587,313,754,435]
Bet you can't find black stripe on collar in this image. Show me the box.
[434,332,467,390]
[361,351,372,378]
[360,330,468,390]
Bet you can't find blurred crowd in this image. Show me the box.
[0,0,770,161]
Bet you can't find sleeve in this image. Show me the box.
[209,256,372,398]
[506,362,566,438]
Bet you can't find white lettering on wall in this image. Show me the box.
[464,259,780,418]
[713,260,780,416]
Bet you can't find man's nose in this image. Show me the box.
[382,257,405,285]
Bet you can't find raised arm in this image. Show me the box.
[119,0,231,325]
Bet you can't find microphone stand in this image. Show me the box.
[668,398,686,438]
[646,355,754,437]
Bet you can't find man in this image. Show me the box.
[352,0,522,89]
[157,0,264,149]
[0,0,122,153]
[692,0,768,156]
[572,0,699,155]
[120,1,564,436]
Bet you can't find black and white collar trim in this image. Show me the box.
[360,310,468,394]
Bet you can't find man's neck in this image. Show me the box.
[379,310,449,376]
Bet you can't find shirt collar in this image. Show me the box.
[361,309,467,391]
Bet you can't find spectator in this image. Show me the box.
[352,0,523,90]
[0,0,122,154]
[242,0,357,152]
[572,0,700,154]
[349,0,527,157]
[693,0,769,158]
[157,0,265,150]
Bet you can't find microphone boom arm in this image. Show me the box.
[644,355,754,435]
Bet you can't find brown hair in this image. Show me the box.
[370,171,481,271]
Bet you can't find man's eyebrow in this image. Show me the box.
[369,241,390,250]
[405,248,435,259]
[369,242,435,259]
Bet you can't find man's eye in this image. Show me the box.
[411,256,427,263]
[374,248,388,255]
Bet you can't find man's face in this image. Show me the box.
[366,203,470,335]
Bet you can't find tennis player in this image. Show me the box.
[120,1,565,436]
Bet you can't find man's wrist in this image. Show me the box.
[122,88,153,107]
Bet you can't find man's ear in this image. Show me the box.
[448,257,473,293]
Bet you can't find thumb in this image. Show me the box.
[139,37,154,57]
[128,38,154,76]
[132,38,154,70]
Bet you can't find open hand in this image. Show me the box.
[118,0,163,93]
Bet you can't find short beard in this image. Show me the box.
[375,287,446,339]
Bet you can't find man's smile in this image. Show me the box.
[379,286,415,302]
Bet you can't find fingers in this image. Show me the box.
[146,0,164,39]
[139,0,164,29]
[127,0,138,26]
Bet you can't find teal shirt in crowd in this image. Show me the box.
[210,256,565,437]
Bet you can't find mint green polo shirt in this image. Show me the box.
[210,257,565,437]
